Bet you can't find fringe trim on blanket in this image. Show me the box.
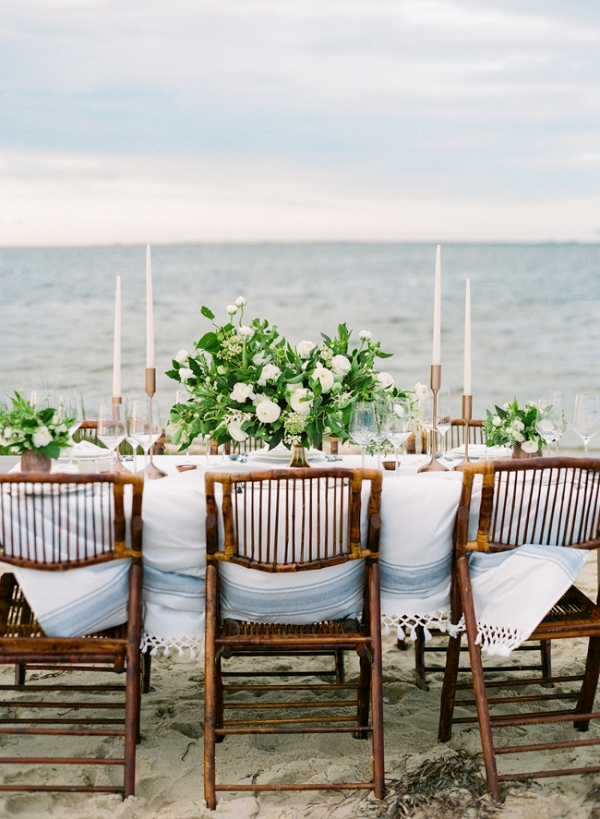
[141,633,204,659]
[380,610,456,642]
[473,621,528,657]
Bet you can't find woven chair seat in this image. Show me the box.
[222,617,361,639]
[531,585,600,637]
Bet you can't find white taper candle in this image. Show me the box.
[464,277,472,395]
[112,275,122,399]
[432,244,442,365]
[146,244,155,368]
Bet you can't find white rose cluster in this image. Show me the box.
[296,340,316,359]
[312,365,335,393]
[257,363,281,386]
[255,399,281,424]
[230,382,255,403]
[331,355,351,377]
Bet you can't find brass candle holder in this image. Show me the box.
[418,364,449,473]
[453,395,472,472]
[141,367,166,480]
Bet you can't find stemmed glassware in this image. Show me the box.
[383,397,412,474]
[349,402,376,469]
[436,389,451,458]
[58,394,84,467]
[572,394,600,456]
[535,393,566,454]
[371,398,388,469]
[97,403,126,472]
[129,397,163,478]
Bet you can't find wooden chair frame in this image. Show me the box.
[0,472,144,798]
[438,457,600,801]
[203,467,384,808]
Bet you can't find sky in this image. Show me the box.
[0,0,599,246]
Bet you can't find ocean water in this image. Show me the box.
[1,242,599,450]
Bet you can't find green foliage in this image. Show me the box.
[0,393,75,458]
[166,299,414,451]
[483,398,542,451]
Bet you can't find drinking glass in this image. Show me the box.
[572,394,600,456]
[58,393,84,465]
[349,402,376,468]
[129,398,162,476]
[535,394,566,454]
[383,397,412,474]
[436,389,451,457]
[125,395,143,471]
[372,398,388,468]
[97,403,126,471]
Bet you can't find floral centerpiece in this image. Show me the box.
[0,393,75,471]
[167,297,414,454]
[483,398,542,456]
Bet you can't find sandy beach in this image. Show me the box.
[0,556,598,819]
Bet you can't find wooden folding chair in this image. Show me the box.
[203,467,384,809]
[0,472,144,797]
[447,418,485,450]
[438,458,600,801]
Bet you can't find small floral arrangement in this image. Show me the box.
[167,297,415,451]
[483,398,542,453]
[0,393,75,459]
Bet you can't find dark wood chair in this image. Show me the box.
[0,472,144,798]
[203,467,384,809]
[438,458,600,801]
[447,418,485,449]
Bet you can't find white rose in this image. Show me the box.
[235,296,247,307]
[238,325,254,338]
[226,304,237,315]
[296,340,316,359]
[227,422,248,442]
[393,403,407,418]
[312,365,335,393]
[230,382,255,403]
[492,415,502,427]
[179,367,194,382]
[359,330,372,341]
[513,431,525,442]
[537,419,554,434]
[331,355,351,377]
[377,372,394,390]
[0,438,8,447]
[257,363,282,386]
[413,382,429,402]
[289,388,314,416]
[175,349,190,364]
[3,427,13,438]
[510,419,524,432]
[255,399,281,424]
[32,426,52,448]
[522,440,539,453]
[253,351,268,366]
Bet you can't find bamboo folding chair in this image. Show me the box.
[438,458,600,801]
[203,467,384,809]
[0,472,144,797]
[447,419,485,450]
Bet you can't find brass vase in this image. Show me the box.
[21,450,52,473]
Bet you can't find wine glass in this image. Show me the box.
[58,393,84,465]
[124,395,143,471]
[383,397,412,474]
[349,402,376,469]
[97,403,126,471]
[372,398,388,469]
[436,389,451,458]
[129,398,163,477]
[572,394,600,456]
[535,394,566,454]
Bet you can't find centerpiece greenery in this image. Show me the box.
[483,398,542,454]
[167,297,416,452]
[0,393,75,459]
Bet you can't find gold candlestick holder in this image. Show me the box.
[140,367,166,480]
[418,364,449,473]
[453,395,472,472]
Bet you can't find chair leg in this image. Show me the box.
[356,653,371,740]
[204,565,218,811]
[14,664,25,686]
[369,563,385,799]
[124,564,142,799]
[141,650,152,694]
[574,636,600,732]
[438,631,462,742]
[414,626,428,690]
[334,649,345,684]
[540,639,552,686]
[457,556,501,803]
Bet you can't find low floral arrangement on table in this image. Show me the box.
[167,297,418,451]
[483,398,542,454]
[0,393,74,459]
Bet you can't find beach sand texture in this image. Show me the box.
[0,558,599,819]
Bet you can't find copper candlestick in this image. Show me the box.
[453,395,472,472]
[140,367,166,480]
[418,364,449,473]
